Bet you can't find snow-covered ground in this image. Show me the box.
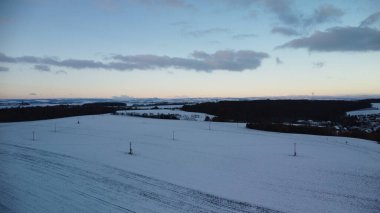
[347,103,380,116]
[1,114,380,212]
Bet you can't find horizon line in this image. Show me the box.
[1,94,380,101]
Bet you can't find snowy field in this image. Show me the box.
[1,114,380,212]
[347,103,380,116]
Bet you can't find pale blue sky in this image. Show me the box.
[0,0,379,99]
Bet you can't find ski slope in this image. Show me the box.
[0,114,379,212]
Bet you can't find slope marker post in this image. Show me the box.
[129,142,133,155]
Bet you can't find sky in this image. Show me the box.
[0,0,379,99]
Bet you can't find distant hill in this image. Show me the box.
[0,102,126,122]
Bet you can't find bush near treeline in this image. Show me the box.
[0,102,126,122]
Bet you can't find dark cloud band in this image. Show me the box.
[0,50,269,72]
[360,11,380,27]
[271,27,299,36]
[0,66,9,72]
[34,64,51,72]
[277,27,380,52]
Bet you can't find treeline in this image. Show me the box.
[0,102,126,122]
[246,123,380,143]
[246,122,334,135]
[117,112,179,120]
[182,100,371,123]
[82,102,126,107]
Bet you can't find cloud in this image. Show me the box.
[0,53,109,69]
[0,66,9,72]
[262,2,344,29]
[262,0,300,26]
[313,61,325,68]
[277,27,380,52]
[271,26,299,36]
[0,53,15,63]
[185,28,230,37]
[263,3,345,34]
[95,0,194,10]
[245,10,258,19]
[221,0,299,25]
[360,11,380,27]
[231,33,257,39]
[0,53,99,69]
[218,1,344,32]
[305,4,344,26]
[55,70,68,75]
[170,21,189,27]
[135,0,195,10]
[94,0,121,11]
[0,50,269,72]
[34,64,51,72]
[113,50,269,71]
[276,57,283,65]
[160,0,194,9]
[191,51,211,59]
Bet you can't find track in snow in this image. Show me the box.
[0,143,281,213]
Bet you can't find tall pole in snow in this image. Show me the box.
[54,123,57,132]
[129,142,133,155]
[172,131,175,140]
[293,143,297,156]
[32,131,35,141]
